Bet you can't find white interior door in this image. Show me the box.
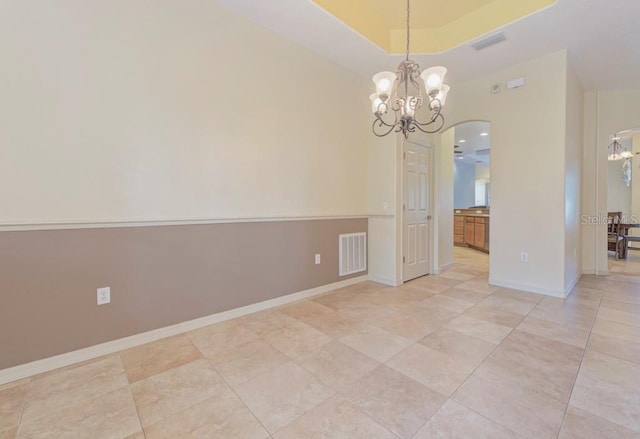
[403,141,431,282]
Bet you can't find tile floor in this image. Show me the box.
[1,248,639,438]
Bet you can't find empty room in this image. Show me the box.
[1,0,639,438]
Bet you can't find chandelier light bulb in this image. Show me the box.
[403,97,417,118]
[420,66,447,95]
[430,84,450,109]
[372,71,396,100]
[370,93,384,114]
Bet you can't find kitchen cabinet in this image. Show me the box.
[454,210,489,253]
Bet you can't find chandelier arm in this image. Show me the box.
[429,98,442,114]
[389,98,403,113]
[372,119,399,137]
[412,105,442,125]
[412,113,446,134]
[408,71,424,100]
[374,107,401,128]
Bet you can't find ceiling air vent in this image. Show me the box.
[471,33,506,51]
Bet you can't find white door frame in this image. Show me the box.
[398,138,435,283]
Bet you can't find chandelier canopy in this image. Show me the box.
[608,134,633,161]
[370,0,450,138]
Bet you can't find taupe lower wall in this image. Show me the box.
[0,218,367,370]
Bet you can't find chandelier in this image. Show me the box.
[369,0,450,138]
[607,134,633,161]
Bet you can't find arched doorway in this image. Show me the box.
[436,120,491,274]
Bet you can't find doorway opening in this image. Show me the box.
[606,127,640,276]
[443,121,491,271]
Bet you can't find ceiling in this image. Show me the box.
[450,121,491,164]
[217,0,640,91]
[310,0,555,53]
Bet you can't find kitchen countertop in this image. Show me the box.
[454,210,490,218]
[455,213,489,218]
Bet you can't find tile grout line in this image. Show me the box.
[356,401,403,439]
[413,279,540,438]
[554,277,608,439]
[127,337,261,437]
[189,291,363,436]
[204,355,275,438]
[14,376,33,438]
[262,310,403,438]
[337,361,425,439]
[268,311,403,437]
[252,286,407,438]
[399,266,532,439]
[195,314,380,439]
[121,354,147,439]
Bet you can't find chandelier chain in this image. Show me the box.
[405,0,410,61]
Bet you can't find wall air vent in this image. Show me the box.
[471,32,506,51]
[339,232,367,276]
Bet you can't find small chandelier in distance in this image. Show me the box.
[607,134,633,161]
[370,0,450,138]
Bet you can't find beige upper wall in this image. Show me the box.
[437,129,455,270]
[0,0,368,225]
[564,60,583,290]
[367,133,399,284]
[441,50,571,296]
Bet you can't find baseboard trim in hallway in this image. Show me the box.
[0,275,367,385]
[488,278,569,298]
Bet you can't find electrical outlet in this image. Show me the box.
[97,287,110,305]
[520,252,528,263]
[315,254,321,265]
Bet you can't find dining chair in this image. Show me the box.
[607,212,625,260]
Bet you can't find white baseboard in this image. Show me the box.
[489,278,568,299]
[0,275,368,385]
[438,262,455,274]
[581,269,610,276]
[565,273,581,296]
[367,275,401,287]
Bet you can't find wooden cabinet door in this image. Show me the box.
[485,219,490,251]
[454,225,464,244]
[474,222,485,248]
[464,218,475,245]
